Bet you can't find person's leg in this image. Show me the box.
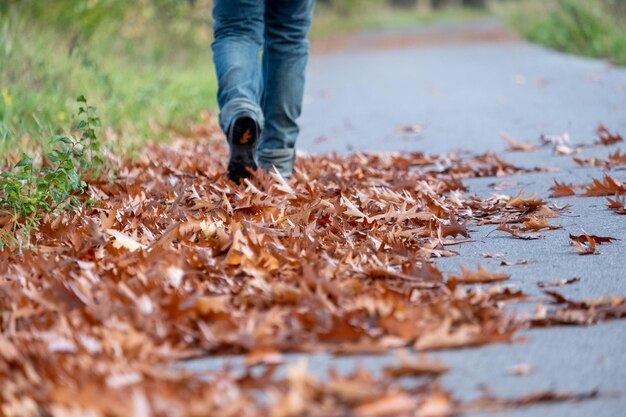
[259,0,315,178]
[212,0,265,133]
[212,0,265,181]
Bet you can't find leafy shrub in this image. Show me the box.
[0,96,102,250]
[499,0,626,65]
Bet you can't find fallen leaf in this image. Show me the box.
[105,229,146,252]
[537,277,581,288]
[595,124,623,146]
[549,179,576,198]
[519,216,561,232]
[570,235,598,255]
[500,259,529,266]
[480,253,504,259]
[496,224,543,240]
[508,363,535,376]
[607,194,626,214]
[501,133,537,152]
[440,213,469,239]
[415,320,515,351]
[569,234,617,245]
[383,351,448,378]
[448,265,509,284]
[582,175,626,197]
[354,392,418,417]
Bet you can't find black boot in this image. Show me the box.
[227,115,259,183]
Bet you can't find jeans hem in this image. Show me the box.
[219,98,265,134]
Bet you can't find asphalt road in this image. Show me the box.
[186,19,626,416]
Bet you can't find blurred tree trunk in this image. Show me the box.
[417,0,432,12]
[390,0,418,7]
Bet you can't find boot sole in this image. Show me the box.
[228,116,258,182]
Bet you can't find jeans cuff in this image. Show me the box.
[258,148,296,178]
[219,98,265,133]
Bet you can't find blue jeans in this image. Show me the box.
[212,0,315,176]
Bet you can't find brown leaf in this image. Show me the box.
[106,229,146,252]
[440,213,469,239]
[383,351,448,378]
[496,224,543,240]
[548,179,576,198]
[570,235,599,255]
[467,389,599,412]
[244,348,283,367]
[415,390,454,417]
[501,133,537,152]
[569,234,617,245]
[519,216,561,232]
[415,320,515,351]
[582,175,626,197]
[354,392,418,417]
[607,194,626,214]
[448,265,509,284]
[595,124,623,146]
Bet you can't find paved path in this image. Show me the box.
[187,19,626,416]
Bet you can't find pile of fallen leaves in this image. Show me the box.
[1,122,625,416]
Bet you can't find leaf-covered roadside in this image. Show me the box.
[1,122,625,416]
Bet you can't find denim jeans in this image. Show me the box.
[212,0,315,176]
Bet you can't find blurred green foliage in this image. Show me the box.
[496,0,626,65]
[0,0,217,157]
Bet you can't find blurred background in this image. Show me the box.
[1,0,625,157]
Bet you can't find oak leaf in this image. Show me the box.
[595,124,623,146]
[582,175,625,196]
[496,224,543,240]
[607,194,626,214]
[548,179,575,198]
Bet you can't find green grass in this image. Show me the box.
[311,3,488,39]
[0,1,218,159]
[494,0,626,65]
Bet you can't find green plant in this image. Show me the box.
[0,1,218,154]
[0,96,102,250]
[495,0,626,65]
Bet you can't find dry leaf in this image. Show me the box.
[595,124,623,146]
[519,216,561,232]
[569,234,617,245]
[537,277,581,288]
[570,235,598,255]
[582,175,626,197]
[106,229,146,252]
[440,213,469,238]
[496,224,543,240]
[501,133,537,152]
[448,265,509,284]
[607,194,626,214]
[549,179,575,198]
[354,393,418,417]
[383,351,448,378]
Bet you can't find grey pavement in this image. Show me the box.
[186,19,626,416]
